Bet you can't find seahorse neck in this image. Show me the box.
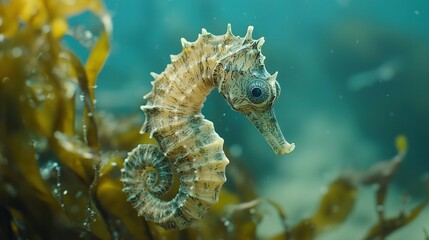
[181,52,218,113]
[142,36,239,143]
[161,49,220,115]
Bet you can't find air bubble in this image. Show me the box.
[249,208,256,214]
[83,206,97,230]
[65,0,77,4]
[52,162,64,208]
[229,144,242,158]
[42,24,51,33]
[84,30,93,39]
[11,47,23,58]
[69,25,98,48]
[39,161,57,180]
[82,124,88,143]
[224,220,231,227]
[75,191,83,199]
[223,219,234,232]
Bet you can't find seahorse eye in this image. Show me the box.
[251,87,262,97]
[246,80,270,104]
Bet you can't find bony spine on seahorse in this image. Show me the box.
[121,24,295,230]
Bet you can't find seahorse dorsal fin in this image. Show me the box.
[257,37,265,50]
[226,23,233,36]
[143,92,152,100]
[150,72,160,79]
[244,26,254,43]
[170,54,179,62]
[181,37,191,48]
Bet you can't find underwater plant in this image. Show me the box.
[121,24,295,230]
[267,135,428,240]
[0,0,113,238]
[0,0,426,239]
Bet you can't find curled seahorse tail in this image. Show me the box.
[121,142,228,230]
[121,144,176,226]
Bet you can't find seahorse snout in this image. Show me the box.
[245,109,295,155]
[275,141,295,155]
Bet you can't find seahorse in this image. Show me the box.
[121,24,295,230]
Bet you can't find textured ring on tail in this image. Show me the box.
[121,24,295,230]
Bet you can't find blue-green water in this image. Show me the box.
[91,1,428,238]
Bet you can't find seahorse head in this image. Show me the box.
[215,25,295,155]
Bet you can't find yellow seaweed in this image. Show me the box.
[268,135,425,240]
[0,0,111,238]
[96,154,152,239]
[364,199,428,240]
[269,177,357,240]
[395,134,408,154]
[311,178,357,233]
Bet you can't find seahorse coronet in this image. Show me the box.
[121,24,295,230]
